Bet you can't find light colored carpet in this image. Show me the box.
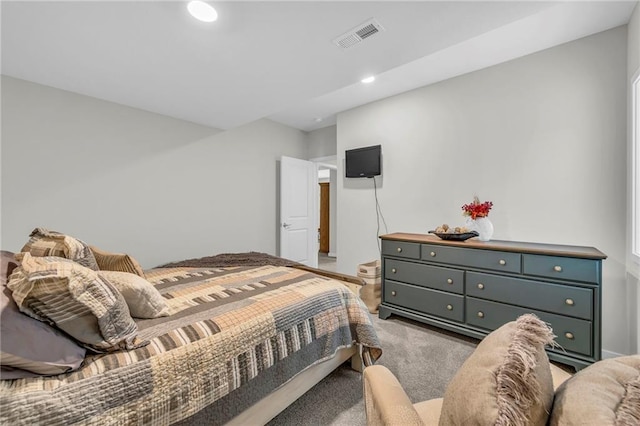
[268,314,478,426]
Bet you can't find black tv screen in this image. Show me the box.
[345,145,381,178]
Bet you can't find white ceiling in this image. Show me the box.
[1,1,636,132]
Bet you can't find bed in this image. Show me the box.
[0,247,382,425]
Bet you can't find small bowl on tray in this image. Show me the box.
[428,230,479,241]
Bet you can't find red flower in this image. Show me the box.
[462,196,493,220]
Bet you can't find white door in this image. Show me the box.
[279,156,318,267]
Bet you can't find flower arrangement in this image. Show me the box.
[462,196,493,220]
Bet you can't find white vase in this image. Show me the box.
[473,217,494,241]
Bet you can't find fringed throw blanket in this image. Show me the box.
[0,265,382,425]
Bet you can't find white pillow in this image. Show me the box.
[99,271,169,319]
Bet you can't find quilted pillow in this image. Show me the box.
[99,270,169,319]
[439,314,555,426]
[21,228,99,270]
[90,245,145,277]
[7,252,145,353]
[549,355,640,426]
[1,286,86,378]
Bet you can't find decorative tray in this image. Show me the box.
[428,230,479,241]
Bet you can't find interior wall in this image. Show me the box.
[629,4,639,77]
[1,76,309,268]
[307,125,337,159]
[337,27,630,356]
[627,3,640,353]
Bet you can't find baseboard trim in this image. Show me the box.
[602,349,627,359]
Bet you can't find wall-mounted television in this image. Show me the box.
[345,145,381,178]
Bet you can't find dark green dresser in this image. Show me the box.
[379,233,607,370]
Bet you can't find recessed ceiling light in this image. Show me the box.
[361,76,375,84]
[314,117,323,123]
[188,1,218,23]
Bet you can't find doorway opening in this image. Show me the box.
[314,156,337,272]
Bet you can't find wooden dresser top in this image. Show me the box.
[380,232,607,260]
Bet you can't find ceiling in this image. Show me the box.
[1,1,636,132]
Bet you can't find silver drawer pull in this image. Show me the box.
[447,278,453,284]
[430,251,436,257]
[565,298,574,306]
[477,311,484,318]
[477,283,484,290]
[397,247,402,253]
[391,291,397,296]
[554,265,563,272]
[446,304,453,311]
[499,259,506,266]
[565,332,574,340]
[391,268,397,273]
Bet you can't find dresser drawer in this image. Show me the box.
[467,272,593,320]
[384,281,464,322]
[421,244,521,274]
[466,297,592,356]
[385,259,464,294]
[522,254,600,284]
[382,240,421,260]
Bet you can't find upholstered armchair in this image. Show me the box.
[363,362,572,426]
[364,315,640,426]
[363,314,573,426]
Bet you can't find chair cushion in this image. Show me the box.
[439,314,555,426]
[414,398,443,426]
[549,355,640,426]
[550,363,574,390]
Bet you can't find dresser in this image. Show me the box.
[379,233,607,370]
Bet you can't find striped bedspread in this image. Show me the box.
[0,265,382,425]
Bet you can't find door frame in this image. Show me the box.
[311,155,338,260]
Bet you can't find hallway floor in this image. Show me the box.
[317,252,337,272]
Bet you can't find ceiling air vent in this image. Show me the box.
[333,18,385,49]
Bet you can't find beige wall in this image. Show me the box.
[337,27,631,356]
[627,2,640,353]
[1,76,309,268]
[629,4,639,78]
[307,125,337,159]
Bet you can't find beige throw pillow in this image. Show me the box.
[549,355,640,426]
[7,253,145,353]
[21,228,99,271]
[99,270,169,319]
[90,245,146,277]
[439,314,555,426]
